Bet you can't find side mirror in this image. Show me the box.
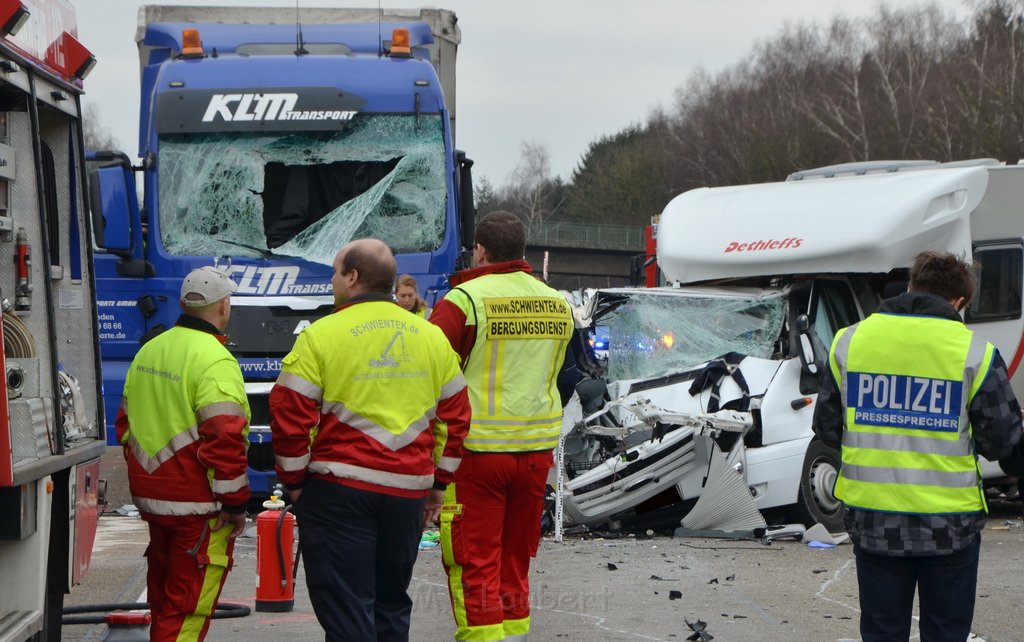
[795,314,819,375]
[456,150,475,262]
[795,313,822,394]
[88,153,137,255]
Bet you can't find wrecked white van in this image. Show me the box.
[559,159,1024,534]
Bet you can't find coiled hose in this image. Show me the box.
[2,311,36,357]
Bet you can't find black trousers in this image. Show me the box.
[854,537,981,642]
[297,478,425,642]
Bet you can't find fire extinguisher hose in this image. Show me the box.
[278,504,302,589]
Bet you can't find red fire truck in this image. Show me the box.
[0,1,104,640]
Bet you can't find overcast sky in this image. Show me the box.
[78,0,970,186]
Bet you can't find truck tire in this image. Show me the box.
[793,440,844,532]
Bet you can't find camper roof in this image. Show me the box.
[658,165,989,284]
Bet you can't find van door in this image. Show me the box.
[804,279,863,359]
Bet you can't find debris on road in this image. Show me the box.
[803,523,850,546]
[685,617,714,641]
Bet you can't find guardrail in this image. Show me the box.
[525,221,645,251]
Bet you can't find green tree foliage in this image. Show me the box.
[562,116,676,226]
[473,175,498,217]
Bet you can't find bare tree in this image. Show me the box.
[503,141,565,232]
[529,0,1024,229]
[950,0,1024,161]
[83,104,121,151]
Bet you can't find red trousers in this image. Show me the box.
[145,516,235,642]
[440,450,552,641]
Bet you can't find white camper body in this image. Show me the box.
[561,160,1024,532]
[659,160,1024,397]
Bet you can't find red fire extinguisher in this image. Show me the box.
[255,489,296,612]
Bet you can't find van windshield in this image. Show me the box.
[596,290,786,381]
[156,114,447,264]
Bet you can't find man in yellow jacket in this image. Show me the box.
[430,212,576,641]
[271,238,470,641]
[117,266,250,642]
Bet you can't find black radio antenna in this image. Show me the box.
[295,0,308,56]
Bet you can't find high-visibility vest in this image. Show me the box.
[446,271,573,452]
[275,299,466,492]
[122,325,250,516]
[829,312,994,514]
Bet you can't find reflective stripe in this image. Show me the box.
[965,334,991,401]
[133,496,218,516]
[473,416,562,427]
[843,430,972,457]
[126,426,201,474]
[440,372,467,400]
[197,400,247,423]
[487,339,499,416]
[275,453,311,472]
[308,460,433,490]
[437,456,461,473]
[212,473,248,494]
[465,435,558,446]
[276,371,324,402]
[841,463,978,487]
[322,401,434,451]
[831,324,857,405]
[504,616,530,638]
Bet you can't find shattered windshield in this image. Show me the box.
[157,114,447,264]
[598,291,786,381]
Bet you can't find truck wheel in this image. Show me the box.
[793,440,843,532]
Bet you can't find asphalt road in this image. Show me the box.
[63,448,1024,642]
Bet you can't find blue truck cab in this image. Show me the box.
[89,7,474,501]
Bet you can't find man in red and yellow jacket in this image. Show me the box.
[430,212,576,641]
[270,238,470,641]
[116,266,250,642]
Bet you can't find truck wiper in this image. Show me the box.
[215,238,282,259]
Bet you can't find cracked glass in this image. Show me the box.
[598,291,786,381]
[157,114,447,264]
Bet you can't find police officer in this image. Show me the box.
[116,266,250,642]
[813,250,1024,641]
[430,212,576,641]
[269,238,470,641]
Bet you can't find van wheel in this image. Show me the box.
[792,440,844,532]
